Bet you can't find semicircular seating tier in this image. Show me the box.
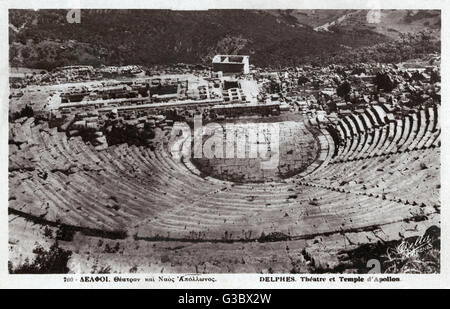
[9,104,440,241]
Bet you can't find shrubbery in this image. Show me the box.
[9,242,72,274]
[9,104,34,122]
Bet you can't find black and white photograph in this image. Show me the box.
[2,0,448,289]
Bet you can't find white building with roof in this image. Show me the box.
[212,55,250,75]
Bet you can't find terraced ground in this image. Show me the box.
[8,103,440,273]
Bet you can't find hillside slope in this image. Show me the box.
[265,9,441,38]
[9,9,440,70]
[9,9,388,69]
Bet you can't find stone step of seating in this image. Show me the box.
[371,105,388,125]
[343,116,357,137]
[416,107,436,149]
[302,148,439,207]
[359,113,373,131]
[350,114,365,135]
[50,131,222,220]
[424,106,440,148]
[331,105,409,162]
[395,115,411,152]
[376,121,395,156]
[385,119,404,154]
[369,127,387,157]
[409,109,428,151]
[362,129,380,159]
[399,113,419,152]
[52,172,131,227]
[432,134,441,147]
[356,131,376,160]
[339,121,350,140]
[34,173,119,229]
[322,129,335,163]
[152,148,221,189]
[135,183,424,239]
[332,136,347,161]
[365,108,379,127]
[348,133,367,161]
[313,151,411,186]
[333,135,352,161]
[342,135,360,161]
[424,127,440,148]
[431,104,439,132]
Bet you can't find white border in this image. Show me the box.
[0,0,449,289]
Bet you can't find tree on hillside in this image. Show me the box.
[336,81,351,101]
[374,72,397,92]
[297,76,309,85]
[9,242,72,274]
[10,104,34,122]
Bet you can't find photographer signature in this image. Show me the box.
[396,235,433,257]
